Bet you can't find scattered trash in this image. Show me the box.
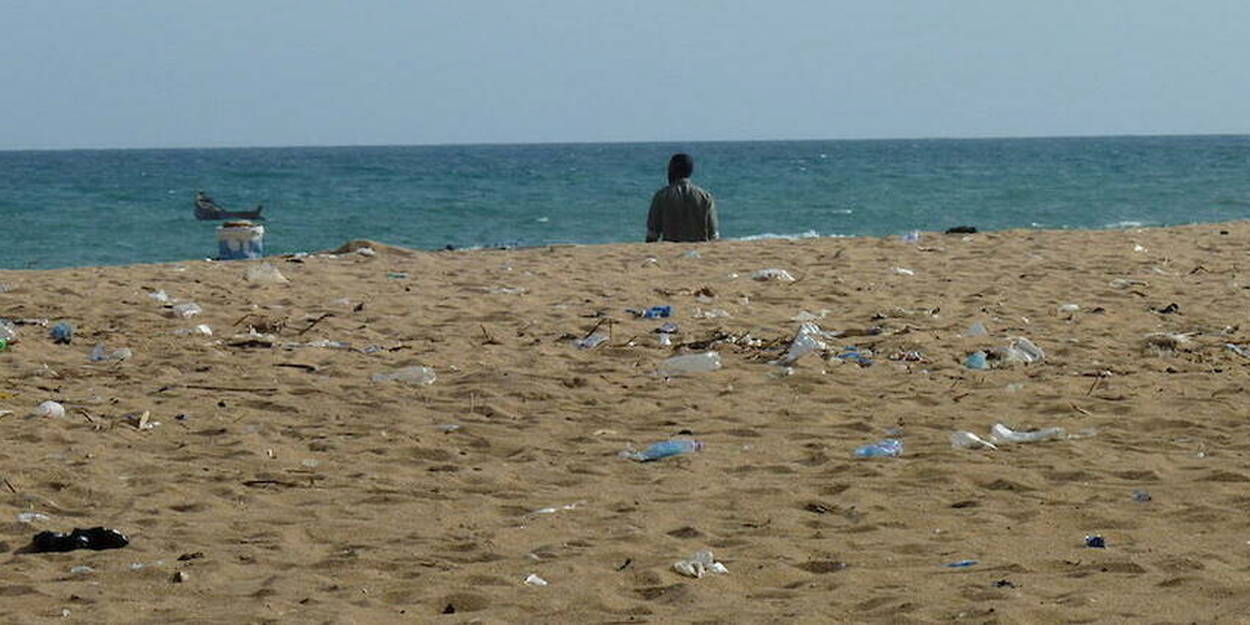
[370,366,436,385]
[621,439,704,462]
[1132,489,1152,502]
[1226,344,1250,359]
[902,230,921,243]
[1154,302,1180,314]
[17,512,50,524]
[175,324,214,336]
[50,322,73,344]
[575,334,608,349]
[530,501,585,516]
[0,319,18,343]
[682,250,702,259]
[691,308,731,319]
[1084,535,1107,548]
[964,351,989,370]
[524,573,549,586]
[385,271,409,279]
[891,266,915,276]
[657,352,722,376]
[35,401,65,419]
[125,411,158,430]
[989,423,1066,443]
[772,323,830,366]
[658,333,672,346]
[1143,332,1193,356]
[1003,337,1045,364]
[29,527,130,553]
[245,263,290,285]
[751,268,796,282]
[70,565,95,576]
[89,343,132,362]
[355,247,376,257]
[963,321,988,337]
[950,431,997,450]
[148,290,172,303]
[944,559,979,568]
[170,302,202,319]
[1058,303,1080,313]
[836,346,873,367]
[643,306,672,319]
[854,438,903,458]
[673,550,728,578]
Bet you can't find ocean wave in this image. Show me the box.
[733,230,825,242]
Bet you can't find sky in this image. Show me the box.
[3,0,1249,150]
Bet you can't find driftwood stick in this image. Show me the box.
[297,313,334,336]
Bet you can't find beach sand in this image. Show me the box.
[3,224,1250,624]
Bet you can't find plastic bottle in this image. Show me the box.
[990,423,1065,443]
[370,366,437,385]
[0,320,17,343]
[622,439,704,462]
[575,334,608,349]
[854,438,903,458]
[657,352,722,376]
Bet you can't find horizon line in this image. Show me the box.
[3,131,1249,153]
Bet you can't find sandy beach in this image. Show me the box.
[3,223,1250,624]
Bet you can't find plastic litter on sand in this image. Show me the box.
[673,550,729,578]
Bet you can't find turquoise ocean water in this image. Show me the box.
[2,136,1249,269]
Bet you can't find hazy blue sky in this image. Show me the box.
[4,1,1248,149]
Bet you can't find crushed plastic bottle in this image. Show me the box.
[990,423,1066,443]
[575,334,609,349]
[657,352,722,376]
[1004,337,1045,364]
[854,438,903,458]
[620,439,704,462]
[964,351,989,370]
[370,366,436,385]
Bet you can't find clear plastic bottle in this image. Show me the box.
[854,438,903,458]
[990,423,1065,443]
[657,352,722,376]
[370,366,437,385]
[622,439,704,461]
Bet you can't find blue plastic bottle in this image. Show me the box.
[853,438,903,458]
[629,439,703,461]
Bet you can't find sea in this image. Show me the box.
[2,135,1249,270]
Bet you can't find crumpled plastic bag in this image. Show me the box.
[673,550,729,578]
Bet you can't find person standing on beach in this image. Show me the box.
[646,153,719,243]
